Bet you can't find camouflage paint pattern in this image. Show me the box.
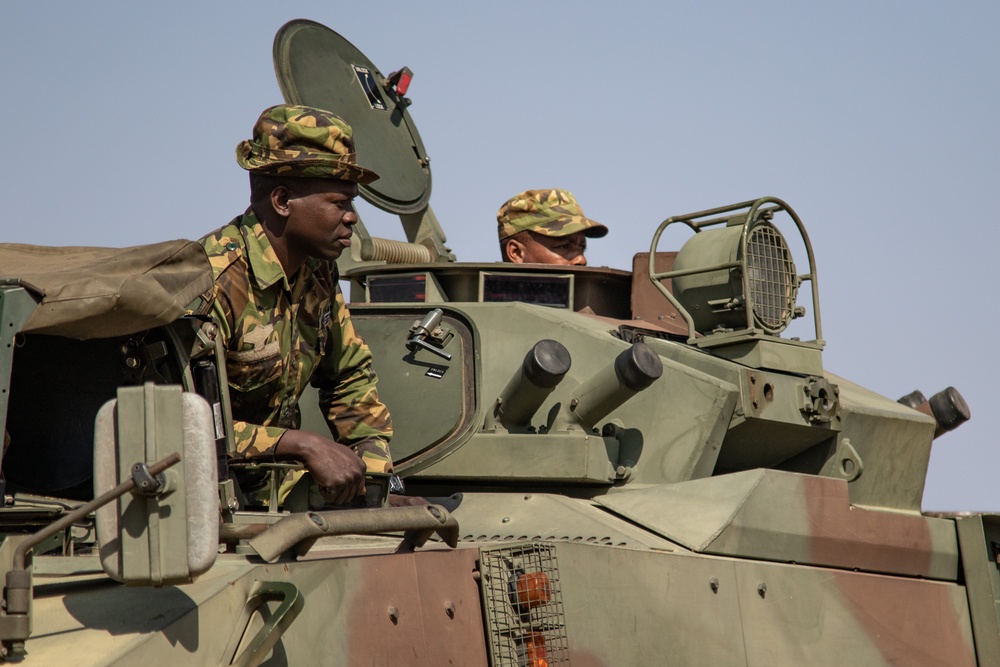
[25,546,488,666]
[496,188,609,241]
[198,208,392,472]
[236,104,380,184]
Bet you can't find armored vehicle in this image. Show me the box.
[0,18,992,666]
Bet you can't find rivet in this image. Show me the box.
[388,606,399,624]
[757,583,767,598]
[445,602,455,618]
[710,578,720,593]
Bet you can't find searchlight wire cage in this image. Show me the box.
[745,222,797,334]
[647,196,822,347]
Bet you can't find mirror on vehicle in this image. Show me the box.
[93,383,219,585]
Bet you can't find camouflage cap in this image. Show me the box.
[236,104,379,184]
[497,189,608,241]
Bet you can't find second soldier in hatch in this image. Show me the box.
[497,188,608,266]
[195,104,397,506]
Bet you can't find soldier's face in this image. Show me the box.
[509,231,588,266]
[283,179,359,261]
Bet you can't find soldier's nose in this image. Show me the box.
[570,254,587,266]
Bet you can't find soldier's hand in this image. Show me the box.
[275,430,366,505]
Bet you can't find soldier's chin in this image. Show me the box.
[325,240,350,259]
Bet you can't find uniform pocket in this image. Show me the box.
[227,346,283,393]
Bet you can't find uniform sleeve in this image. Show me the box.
[312,285,394,472]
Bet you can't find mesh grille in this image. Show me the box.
[745,223,796,333]
[480,543,570,666]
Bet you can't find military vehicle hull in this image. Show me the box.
[19,507,996,665]
[0,18,993,667]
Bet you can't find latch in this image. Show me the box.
[406,308,453,360]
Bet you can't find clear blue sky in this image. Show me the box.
[3,1,997,510]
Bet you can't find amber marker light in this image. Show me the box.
[515,571,552,610]
[523,632,549,667]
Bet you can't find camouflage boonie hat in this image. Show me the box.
[236,104,379,184]
[497,189,608,241]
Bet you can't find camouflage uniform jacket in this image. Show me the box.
[198,208,393,473]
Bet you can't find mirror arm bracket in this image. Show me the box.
[0,453,181,658]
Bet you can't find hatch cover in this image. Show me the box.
[273,19,431,214]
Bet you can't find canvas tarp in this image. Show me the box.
[0,240,213,339]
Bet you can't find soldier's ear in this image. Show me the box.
[504,238,526,263]
[270,186,292,218]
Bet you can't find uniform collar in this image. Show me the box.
[239,207,289,291]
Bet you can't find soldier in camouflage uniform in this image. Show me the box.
[497,189,608,266]
[198,104,393,506]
